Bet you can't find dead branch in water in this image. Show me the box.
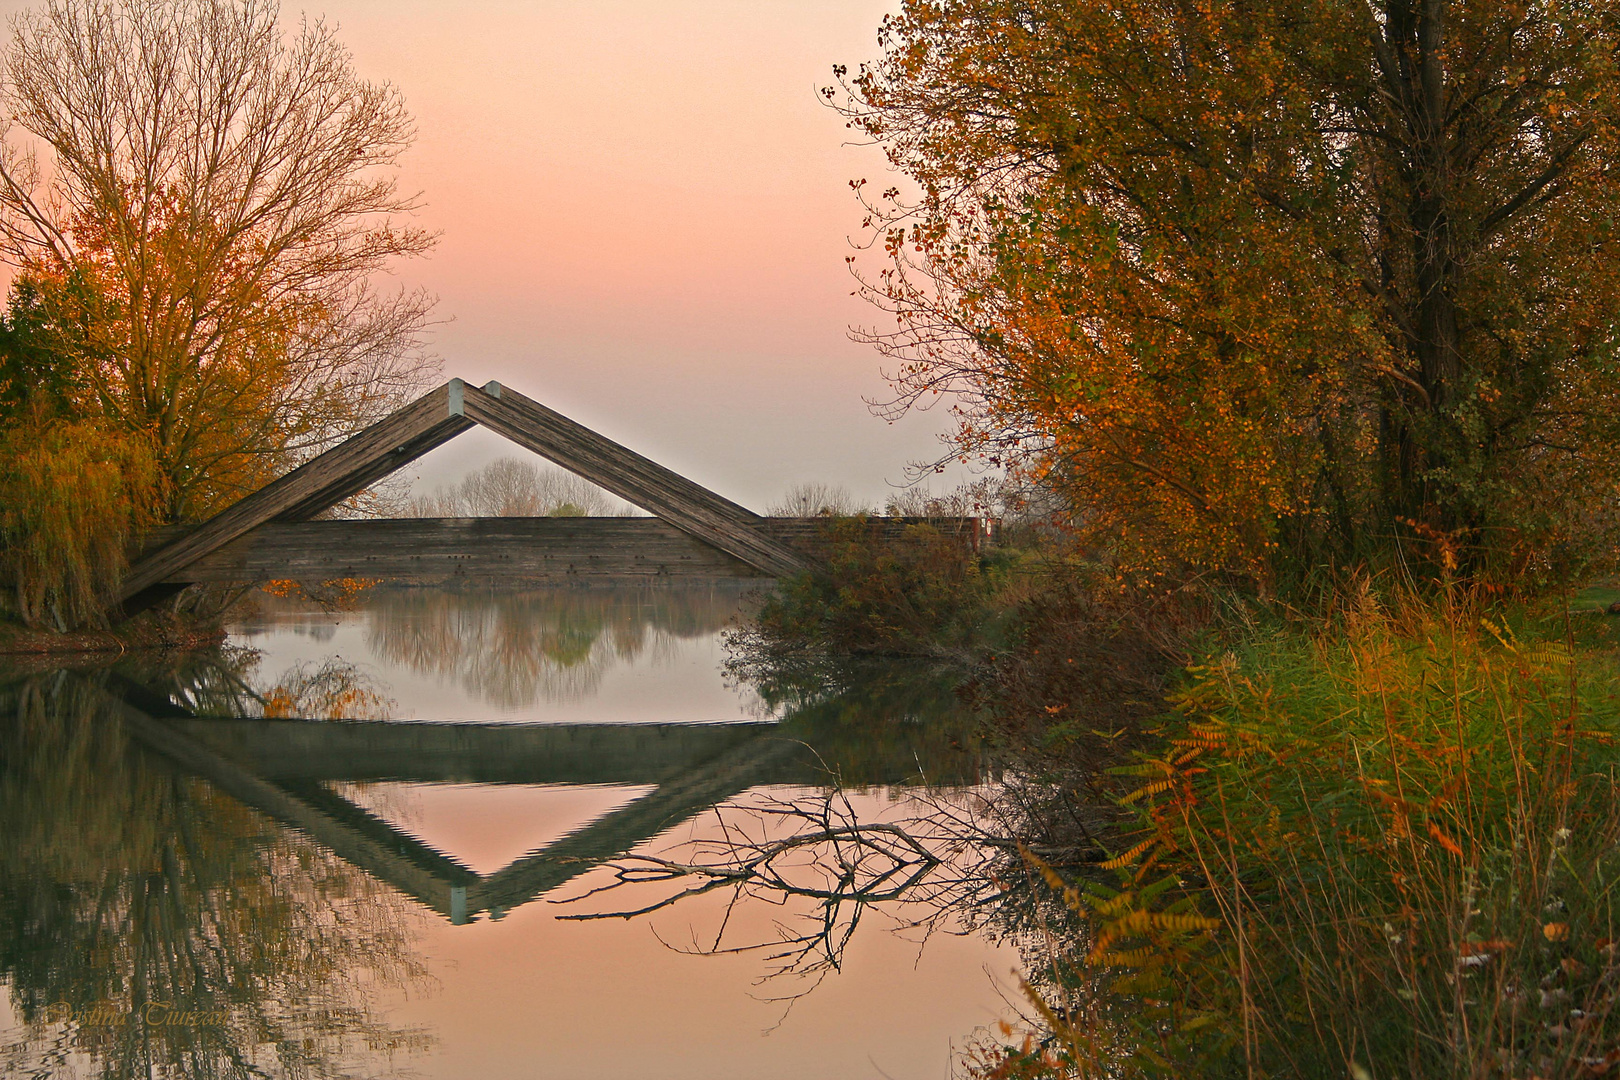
[552,787,1012,997]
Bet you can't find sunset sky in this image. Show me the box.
[332,0,969,511]
[1,0,964,511]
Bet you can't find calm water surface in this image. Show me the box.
[0,584,1024,1078]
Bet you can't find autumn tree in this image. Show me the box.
[837,0,1620,588]
[0,0,437,521]
[0,0,437,627]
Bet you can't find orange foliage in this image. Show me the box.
[838,0,1620,588]
[260,578,379,611]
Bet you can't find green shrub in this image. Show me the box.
[733,516,1017,674]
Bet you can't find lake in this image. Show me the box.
[0,584,1028,1078]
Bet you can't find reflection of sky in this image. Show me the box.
[1,604,1020,1078]
[369,786,1022,1080]
[228,589,774,723]
[334,781,658,875]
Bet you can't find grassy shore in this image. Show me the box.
[977,592,1620,1079]
[0,614,226,657]
[734,522,1620,1076]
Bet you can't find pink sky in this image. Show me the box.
[299,1,971,509]
[341,1,966,512]
[0,0,968,510]
[332,0,968,511]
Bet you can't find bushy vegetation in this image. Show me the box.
[0,411,161,628]
[804,4,1620,1071]
[964,593,1620,1079]
[730,516,1023,673]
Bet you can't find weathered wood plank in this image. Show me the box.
[137,515,989,584]
[151,517,763,581]
[461,382,811,578]
[115,382,473,610]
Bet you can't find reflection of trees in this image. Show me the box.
[362,585,748,708]
[0,672,433,1079]
[760,662,988,787]
[112,645,398,722]
[254,660,396,719]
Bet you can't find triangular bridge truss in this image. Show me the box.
[116,379,819,616]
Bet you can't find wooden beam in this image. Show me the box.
[135,515,988,584]
[114,382,474,612]
[461,383,811,578]
[147,516,765,582]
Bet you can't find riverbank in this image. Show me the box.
[732,522,1620,1076]
[0,616,226,657]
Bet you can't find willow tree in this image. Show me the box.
[838,1,1620,587]
[0,0,437,521]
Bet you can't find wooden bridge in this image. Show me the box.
[116,379,993,616]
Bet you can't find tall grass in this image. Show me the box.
[984,590,1620,1079]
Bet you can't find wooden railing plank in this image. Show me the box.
[115,382,472,610]
[136,516,987,584]
[152,516,761,582]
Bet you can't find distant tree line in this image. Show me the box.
[768,479,1010,519]
[405,458,634,519]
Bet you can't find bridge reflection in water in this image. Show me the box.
[105,667,986,927]
[0,576,1011,1079]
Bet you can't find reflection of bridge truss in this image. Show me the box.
[104,686,976,925]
